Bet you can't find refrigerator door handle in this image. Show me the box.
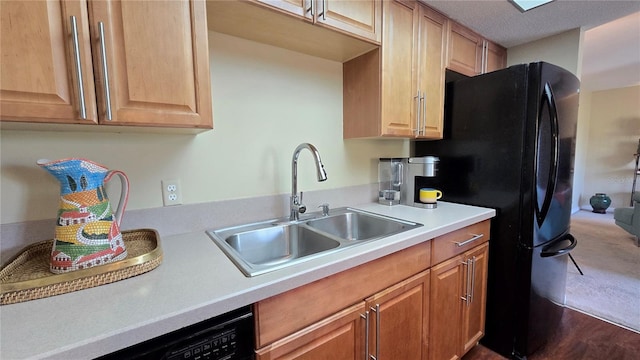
[540,233,576,258]
[535,83,560,227]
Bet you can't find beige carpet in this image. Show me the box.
[565,210,640,332]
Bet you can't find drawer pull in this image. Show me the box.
[454,233,483,247]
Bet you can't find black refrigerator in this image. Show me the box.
[413,62,580,359]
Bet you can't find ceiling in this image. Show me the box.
[421,0,640,91]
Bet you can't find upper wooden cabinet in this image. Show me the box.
[484,40,507,73]
[343,0,447,139]
[206,0,380,63]
[90,0,212,128]
[256,0,381,43]
[447,21,483,77]
[416,5,447,139]
[0,1,98,124]
[447,21,506,76]
[0,0,213,130]
[314,0,381,43]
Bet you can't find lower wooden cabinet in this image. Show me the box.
[256,270,430,360]
[461,243,489,354]
[253,220,491,360]
[365,270,430,360]
[430,242,489,360]
[253,242,431,348]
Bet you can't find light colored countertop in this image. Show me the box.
[0,202,494,360]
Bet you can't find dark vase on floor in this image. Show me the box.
[590,193,611,213]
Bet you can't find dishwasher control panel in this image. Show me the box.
[167,328,240,360]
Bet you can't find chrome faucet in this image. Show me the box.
[290,143,327,220]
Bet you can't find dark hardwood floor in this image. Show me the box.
[463,308,640,360]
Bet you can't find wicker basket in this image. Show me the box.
[0,229,162,305]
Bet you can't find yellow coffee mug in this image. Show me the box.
[419,188,442,203]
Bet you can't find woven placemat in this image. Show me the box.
[0,229,162,305]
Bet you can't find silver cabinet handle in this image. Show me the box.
[414,91,421,135]
[361,311,370,360]
[420,92,426,135]
[320,0,326,20]
[370,304,380,360]
[466,257,472,306]
[306,0,325,20]
[461,259,469,303]
[70,16,87,119]
[481,40,488,73]
[307,0,314,16]
[470,256,477,304]
[98,22,113,121]
[455,233,483,247]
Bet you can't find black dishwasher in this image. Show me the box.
[96,305,254,360]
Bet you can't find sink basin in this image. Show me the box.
[305,211,418,241]
[225,224,340,266]
[207,207,422,277]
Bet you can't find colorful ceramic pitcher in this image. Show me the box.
[37,158,130,274]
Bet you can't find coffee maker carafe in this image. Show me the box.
[378,158,403,205]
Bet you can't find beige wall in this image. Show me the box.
[0,32,408,224]
[573,90,592,212]
[507,28,584,77]
[580,85,640,209]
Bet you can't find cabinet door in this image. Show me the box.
[415,5,446,139]
[254,0,308,17]
[366,270,430,360]
[447,22,482,77]
[256,302,365,360]
[316,0,381,43]
[484,41,507,74]
[380,0,418,137]
[430,256,464,360]
[461,242,489,354]
[89,0,212,128]
[0,0,97,124]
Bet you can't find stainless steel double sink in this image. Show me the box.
[206,207,422,277]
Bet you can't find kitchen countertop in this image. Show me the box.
[0,202,494,359]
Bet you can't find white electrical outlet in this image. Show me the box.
[162,179,183,206]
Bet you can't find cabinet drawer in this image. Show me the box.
[431,220,490,265]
